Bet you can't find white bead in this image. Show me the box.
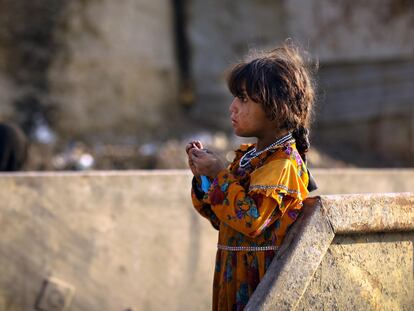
[239,133,294,168]
[217,244,279,252]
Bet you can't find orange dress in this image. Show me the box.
[191,142,310,311]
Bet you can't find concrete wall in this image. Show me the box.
[0,170,413,310]
[0,0,178,141]
[298,232,413,310]
[0,172,211,311]
[314,58,414,165]
[246,193,414,310]
[49,0,179,140]
[312,168,414,195]
[285,0,414,62]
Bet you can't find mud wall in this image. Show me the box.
[0,170,413,310]
[0,0,179,142]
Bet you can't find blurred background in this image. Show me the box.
[0,0,413,171]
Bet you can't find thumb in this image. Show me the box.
[191,148,207,158]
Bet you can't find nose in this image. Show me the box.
[229,98,238,114]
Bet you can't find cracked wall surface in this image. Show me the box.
[246,193,414,311]
[297,233,414,311]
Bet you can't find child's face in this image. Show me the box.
[229,95,277,138]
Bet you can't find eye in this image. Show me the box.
[237,94,248,103]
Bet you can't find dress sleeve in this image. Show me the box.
[191,177,220,230]
[206,159,309,237]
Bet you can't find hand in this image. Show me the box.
[186,140,203,177]
[189,148,225,179]
[185,140,203,155]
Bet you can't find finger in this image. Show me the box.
[189,148,201,158]
[186,141,203,154]
[189,152,199,162]
[194,141,203,149]
[192,160,199,170]
[191,148,207,157]
[186,143,195,154]
[190,154,204,167]
[191,141,203,151]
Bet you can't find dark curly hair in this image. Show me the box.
[227,43,316,158]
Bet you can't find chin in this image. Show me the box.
[233,126,251,137]
[234,130,249,138]
[233,128,241,136]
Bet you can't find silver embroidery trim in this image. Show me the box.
[217,244,279,252]
[249,184,301,195]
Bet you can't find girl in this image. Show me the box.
[186,44,317,311]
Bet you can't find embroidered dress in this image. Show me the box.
[191,141,309,311]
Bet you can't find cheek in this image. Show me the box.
[237,112,249,128]
[238,106,251,119]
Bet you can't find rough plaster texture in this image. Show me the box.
[285,0,414,62]
[312,168,414,195]
[0,170,413,310]
[0,74,14,119]
[246,192,414,311]
[297,233,414,311]
[316,61,414,123]
[314,60,414,164]
[322,193,414,234]
[49,0,178,138]
[0,172,214,311]
[0,0,178,140]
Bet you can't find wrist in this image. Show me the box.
[192,176,205,199]
[194,175,201,183]
[208,162,226,179]
[209,168,227,180]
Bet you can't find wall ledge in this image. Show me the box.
[246,192,414,311]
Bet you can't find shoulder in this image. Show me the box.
[249,144,309,199]
[268,143,306,168]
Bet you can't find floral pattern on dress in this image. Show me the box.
[191,142,310,311]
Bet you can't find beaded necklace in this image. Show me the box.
[239,132,294,168]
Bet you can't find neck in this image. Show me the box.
[256,129,289,151]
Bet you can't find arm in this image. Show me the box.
[206,170,285,237]
[191,177,220,230]
[206,156,310,237]
[187,144,226,230]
